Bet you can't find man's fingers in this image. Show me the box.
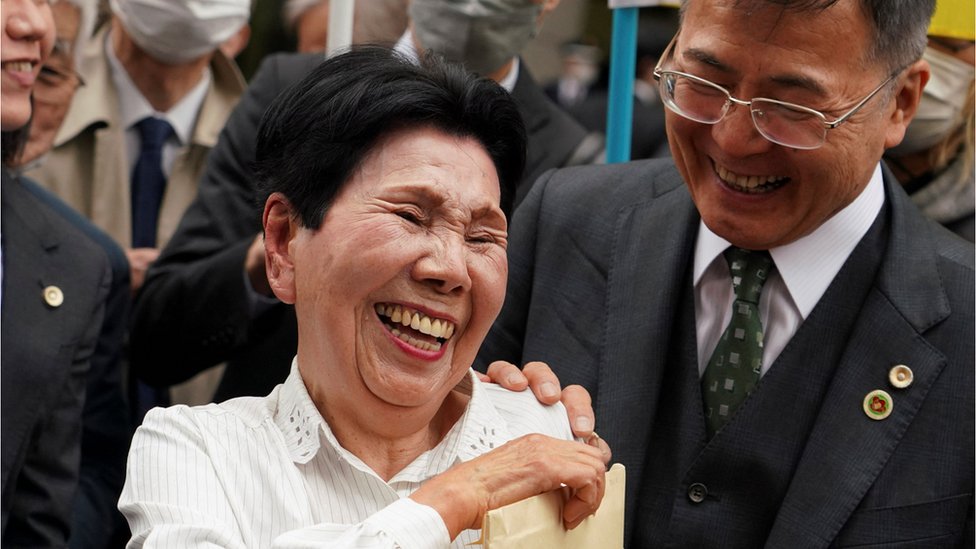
[589,432,612,466]
[474,371,491,383]
[484,360,529,391]
[523,361,561,404]
[562,384,595,438]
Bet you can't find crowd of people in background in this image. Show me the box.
[1,0,973,547]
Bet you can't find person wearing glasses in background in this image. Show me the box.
[16,0,90,169]
[477,0,974,547]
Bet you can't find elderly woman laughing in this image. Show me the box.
[118,47,608,548]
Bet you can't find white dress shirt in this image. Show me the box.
[105,29,211,177]
[694,163,886,376]
[119,360,574,548]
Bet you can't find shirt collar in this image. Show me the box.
[694,162,886,319]
[393,29,519,93]
[105,28,212,146]
[275,359,513,479]
[275,358,323,464]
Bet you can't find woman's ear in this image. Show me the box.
[884,58,930,149]
[262,192,299,304]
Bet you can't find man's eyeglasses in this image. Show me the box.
[37,63,85,90]
[652,34,895,150]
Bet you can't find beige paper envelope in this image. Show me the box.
[474,464,625,548]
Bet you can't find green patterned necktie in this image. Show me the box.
[701,247,775,437]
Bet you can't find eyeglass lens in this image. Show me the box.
[660,72,826,149]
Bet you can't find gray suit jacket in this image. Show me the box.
[1,169,111,547]
[478,159,974,548]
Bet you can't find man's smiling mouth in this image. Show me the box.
[716,164,788,194]
[375,304,456,352]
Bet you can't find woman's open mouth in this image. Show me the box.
[374,303,456,353]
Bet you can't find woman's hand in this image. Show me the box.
[409,433,607,540]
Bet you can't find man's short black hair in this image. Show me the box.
[254,46,526,229]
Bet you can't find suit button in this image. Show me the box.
[687,483,707,503]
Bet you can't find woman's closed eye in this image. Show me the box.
[395,208,426,225]
[466,233,495,244]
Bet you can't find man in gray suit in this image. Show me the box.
[478,0,974,546]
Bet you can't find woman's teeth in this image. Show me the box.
[375,303,456,352]
[716,165,786,193]
[4,61,34,73]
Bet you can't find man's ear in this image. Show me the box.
[884,58,930,149]
[263,192,299,305]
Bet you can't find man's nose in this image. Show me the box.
[711,101,774,157]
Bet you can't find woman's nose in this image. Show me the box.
[412,235,472,295]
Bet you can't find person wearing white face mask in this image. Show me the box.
[884,0,975,241]
[24,0,250,294]
[23,0,252,417]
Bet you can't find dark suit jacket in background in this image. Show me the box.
[1,169,112,547]
[129,51,601,402]
[567,89,669,161]
[19,178,133,549]
[476,159,974,548]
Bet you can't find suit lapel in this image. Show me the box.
[0,173,65,484]
[596,173,699,532]
[767,174,952,547]
[90,121,131,247]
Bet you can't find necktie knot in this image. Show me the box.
[135,117,173,151]
[724,247,773,305]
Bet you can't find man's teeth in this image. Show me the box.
[4,61,34,72]
[374,304,456,351]
[716,165,784,192]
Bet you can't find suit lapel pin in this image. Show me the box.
[863,389,892,420]
[43,285,64,308]
[888,364,913,389]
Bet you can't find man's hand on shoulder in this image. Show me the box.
[480,360,611,464]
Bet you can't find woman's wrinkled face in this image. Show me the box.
[1,0,55,131]
[292,126,508,411]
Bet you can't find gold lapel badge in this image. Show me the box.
[863,389,892,420]
[43,286,64,308]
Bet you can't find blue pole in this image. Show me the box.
[606,7,638,163]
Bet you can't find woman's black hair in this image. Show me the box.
[254,46,527,228]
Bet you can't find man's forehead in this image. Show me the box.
[681,0,867,35]
[678,0,870,88]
